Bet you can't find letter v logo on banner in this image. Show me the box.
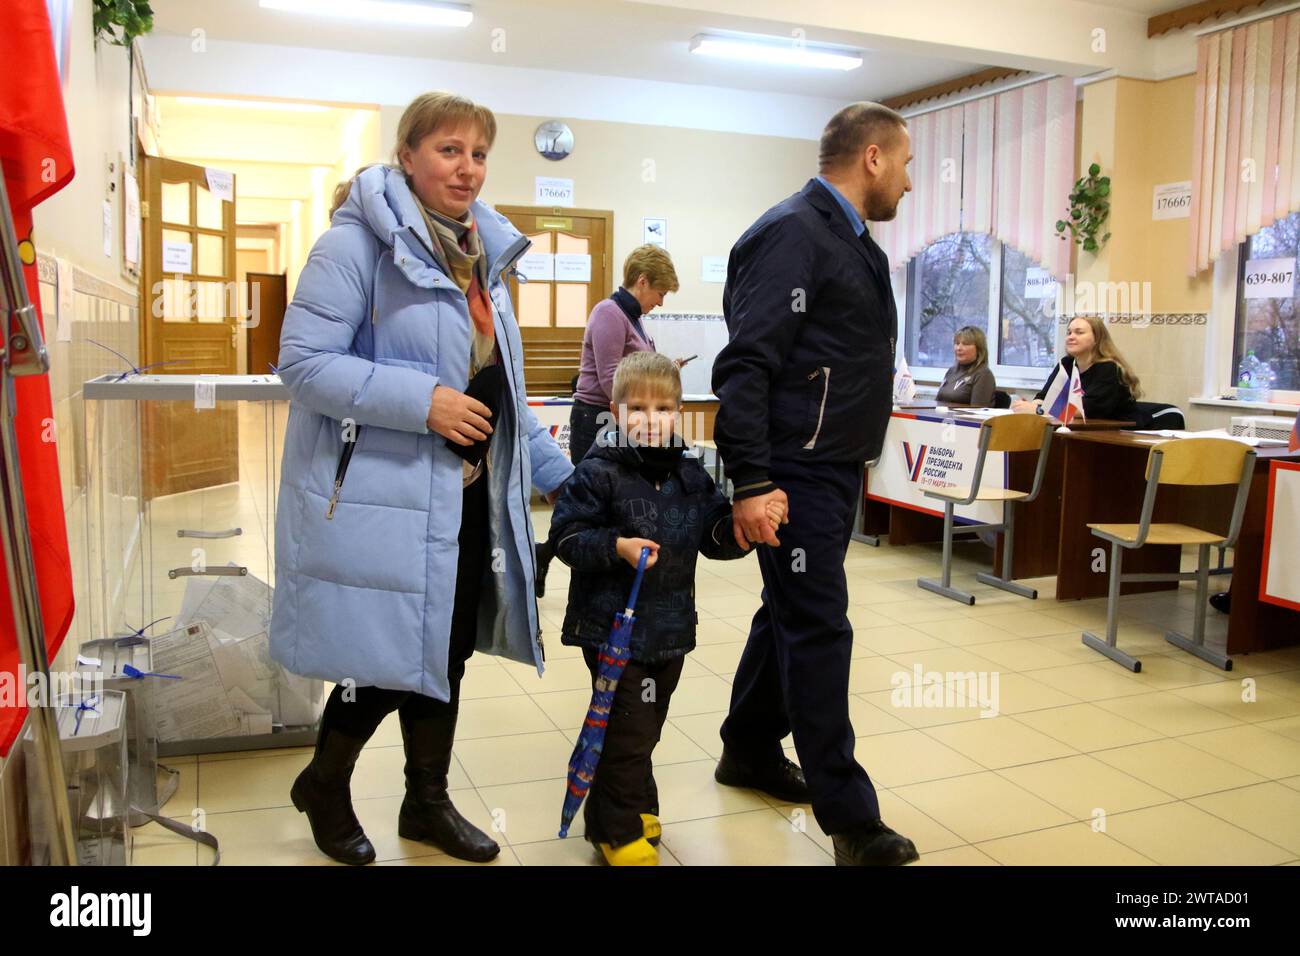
[902,442,928,482]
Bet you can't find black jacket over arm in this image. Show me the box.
[1035,355,1140,424]
[711,179,898,499]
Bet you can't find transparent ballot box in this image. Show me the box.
[25,690,132,866]
[81,373,322,756]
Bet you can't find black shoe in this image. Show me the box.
[289,726,376,866]
[534,540,554,599]
[714,749,810,803]
[831,820,919,866]
[398,709,500,863]
[1210,591,1231,614]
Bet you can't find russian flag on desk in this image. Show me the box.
[1043,360,1086,425]
[0,0,77,756]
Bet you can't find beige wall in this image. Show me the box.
[379,108,819,312]
[1075,75,1214,411]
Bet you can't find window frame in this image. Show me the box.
[1228,219,1300,406]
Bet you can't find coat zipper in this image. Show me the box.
[325,428,361,519]
[802,367,831,450]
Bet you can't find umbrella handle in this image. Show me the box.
[623,546,651,616]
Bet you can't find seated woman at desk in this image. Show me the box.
[1012,315,1142,423]
[936,325,996,406]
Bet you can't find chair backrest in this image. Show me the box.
[1135,401,1185,430]
[1130,437,1258,549]
[1148,437,1252,485]
[993,390,1012,409]
[984,412,1052,452]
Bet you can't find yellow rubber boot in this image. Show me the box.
[640,813,662,846]
[598,837,659,866]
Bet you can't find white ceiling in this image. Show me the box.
[149,0,987,102]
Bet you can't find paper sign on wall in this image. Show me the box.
[516,252,555,281]
[554,253,591,282]
[123,170,140,268]
[701,256,727,283]
[1243,257,1296,299]
[643,218,667,247]
[1024,267,1058,299]
[1152,181,1192,220]
[535,176,574,206]
[205,167,234,203]
[55,257,74,343]
[102,201,112,257]
[163,240,193,274]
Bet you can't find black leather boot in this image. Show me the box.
[397,709,500,862]
[831,819,920,866]
[289,724,376,866]
[714,748,811,803]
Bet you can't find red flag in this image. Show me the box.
[1290,415,1298,453]
[0,0,77,756]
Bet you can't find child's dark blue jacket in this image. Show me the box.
[548,438,750,662]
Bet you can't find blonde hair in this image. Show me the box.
[1072,315,1143,399]
[622,245,680,292]
[329,92,497,220]
[611,351,681,405]
[953,325,989,370]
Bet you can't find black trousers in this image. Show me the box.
[719,460,881,835]
[567,398,607,466]
[319,474,488,740]
[580,647,684,847]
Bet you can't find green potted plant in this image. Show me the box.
[1056,163,1111,254]
[93,0,154,46]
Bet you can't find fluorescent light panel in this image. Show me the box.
[690,34,862,71]
[259,0,473,28]
[176,96,329,112]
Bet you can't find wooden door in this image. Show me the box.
[494,206,613,396]
[140,156,239,498]
[245,272,287,377]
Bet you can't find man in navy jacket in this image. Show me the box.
[711,102,918,866]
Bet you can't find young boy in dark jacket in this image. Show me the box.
[549,351,783,865]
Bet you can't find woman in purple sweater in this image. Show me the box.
[569,244,681,462]
[537,245,680,596]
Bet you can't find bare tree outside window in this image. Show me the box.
[1235,211,1300,391]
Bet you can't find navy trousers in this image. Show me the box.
[719,459,881,835]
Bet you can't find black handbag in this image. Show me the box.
[444,363,505,467]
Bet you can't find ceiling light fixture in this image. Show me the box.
[175,97,330,112]
[689,33,862,71]
[259,0,473,28]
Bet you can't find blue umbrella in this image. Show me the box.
[558,546,651,838]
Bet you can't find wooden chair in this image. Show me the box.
[1082,437,1256,672]
[917,414,1054,605]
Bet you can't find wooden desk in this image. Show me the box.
[1054,430,1300,653]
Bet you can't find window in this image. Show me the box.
[904,232,1059,380]
[1234,211,1300,393]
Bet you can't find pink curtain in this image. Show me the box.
[872,76,1076,280]
[1189,11,1300,274]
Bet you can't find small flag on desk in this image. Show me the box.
[1290,414,1298,452]
[893,357,916,404]
[1043,361,1086,425]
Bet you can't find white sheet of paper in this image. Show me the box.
[701,256,727,283]
[204,167,234,203]
[534,176,574,206]
[162,239,193,274]
[123,171,141,267]
[1243,257,1296,299]
[55,257,74,342]
[516,252,554,281]
[102,201,112,257]
[1024,267,1058,299]
[1152,180,1192,220]
[183,571,272,642]
[150,622,241,742]
[554,253,591,282]
[643,218,667,247]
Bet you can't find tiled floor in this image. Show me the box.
[123,408,1300,865]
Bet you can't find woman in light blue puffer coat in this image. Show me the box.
[269,93,572,866]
